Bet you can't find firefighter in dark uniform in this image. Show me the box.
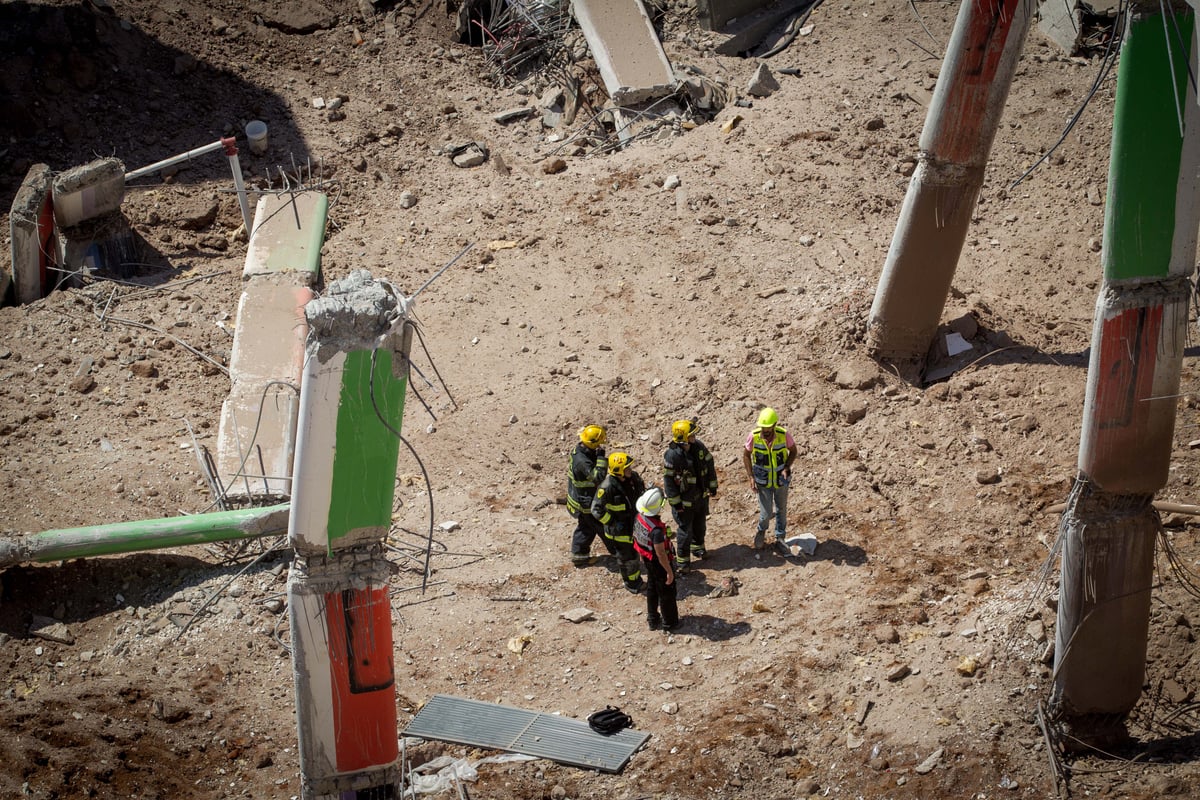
[663,419,719,571]
[566,424,616,567]
[591,451,646,594]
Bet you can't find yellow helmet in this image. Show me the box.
[671,419,697,443]
[579,424,606,448]
[757,407,778,427]
[608,451,633,477]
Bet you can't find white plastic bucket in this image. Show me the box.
[245,120,268,155]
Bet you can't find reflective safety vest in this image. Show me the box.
[632,513,674,561]
[750,425,790,489]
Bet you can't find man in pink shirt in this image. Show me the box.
[742,407,797,551]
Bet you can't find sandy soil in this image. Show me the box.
[3,0,1200,798]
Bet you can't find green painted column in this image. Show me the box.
[287,270,412,800]
[1053,3,1199,746]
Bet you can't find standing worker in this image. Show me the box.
[663,419,718,571]
[566,424,616,567]
[591,452,646,594]
[743,407,797,551]
[633,487,679,632]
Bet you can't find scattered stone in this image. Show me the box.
[30,615,75,645]
[966,577,990,596]
[542,158,567,175]
[975,468,1002,485]
[865,117,885,131]
[707,576,741,597]
[561,607,594,623]
[399,191,417,209]
[661,702,679,714]
[747,63,780,97]
[956,655,979,677]
[69,374,96,393]
[264,598,285,614]
[833,362,880,391]
[886,664,911,682]
[663,174,681,190]
[873,624,899,644]
[438,520,461,532]
[838,395,868,424]
[494,107,535,124]
[450,142,488,168]
[914,747,943,774]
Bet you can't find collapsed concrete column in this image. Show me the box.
[1051,2,1199,747]
[287,270,412,799]
[867,0,1035,363]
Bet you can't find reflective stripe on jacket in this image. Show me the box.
[750,425,790,489]
[591,471,645,540]
[663,440,718,507]
[566,444,607,516]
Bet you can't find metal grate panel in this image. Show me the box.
[402,694,649,773]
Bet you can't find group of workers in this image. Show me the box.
[565,409,798,632]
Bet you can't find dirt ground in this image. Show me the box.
[3,0,1200,797]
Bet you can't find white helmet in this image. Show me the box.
[636,487,666,517]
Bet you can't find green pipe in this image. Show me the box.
[0,503,290,569]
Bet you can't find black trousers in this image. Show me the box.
[641,554,678,627]
[571,512,614,563]
[672,496,709,559]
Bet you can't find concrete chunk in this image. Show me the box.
[572,0,676,105]
[8,163,55,304]
[245,192,328,284]
[52,157,125,228]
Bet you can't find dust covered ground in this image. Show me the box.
[3,0,1200,798]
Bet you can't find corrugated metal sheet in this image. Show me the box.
[402,694,650,773]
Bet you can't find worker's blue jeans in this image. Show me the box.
[755,484,788,539]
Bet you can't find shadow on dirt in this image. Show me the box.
[0,1,305,211]
[694,539,868,572]
[676,613,753,642]
[0,548,288,635]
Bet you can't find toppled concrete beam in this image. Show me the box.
[8,163,55,305]
[244,192,327,282]
[52,157,125,228]
[571,0,676,106]
[216,191,327,503]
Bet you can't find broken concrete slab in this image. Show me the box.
[785,533,817,556]
[8,163,55,305]
[216,281,313,500]
[244,192,327,284]
[52,157,125,228]
[216,382,302,499]
[571,0,676,106]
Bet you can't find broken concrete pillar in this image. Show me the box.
[217,191,328,502]
[287,270,412,800]
[572,0,676,105]
[52,157,125,228]
[8,163,55,305]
